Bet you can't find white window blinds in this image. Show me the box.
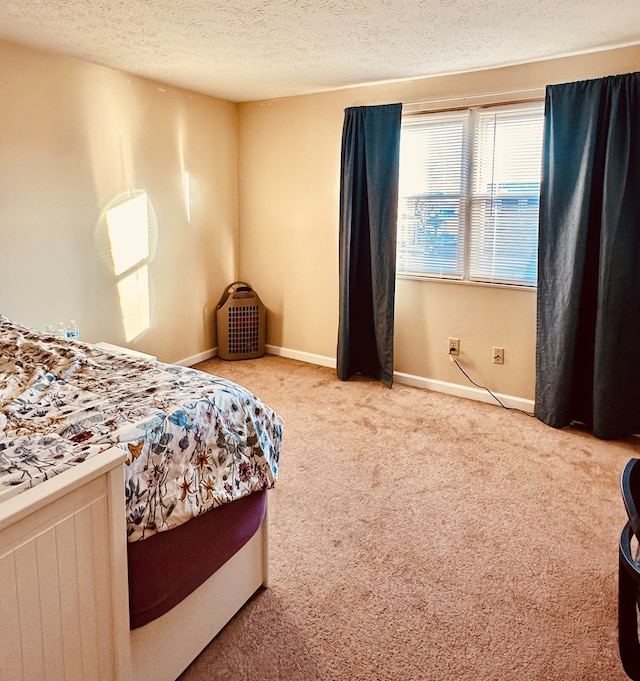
[469,103,544,285]
[397,111,469,278]
[397,101,544,287]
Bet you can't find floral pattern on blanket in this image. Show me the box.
[0,315,283,541]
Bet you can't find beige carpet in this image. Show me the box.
[178,355,639,681]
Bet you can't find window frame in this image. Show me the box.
[396,99,545,290]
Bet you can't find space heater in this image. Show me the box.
[216,281,266,360]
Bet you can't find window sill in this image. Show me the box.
[395,274,536,292]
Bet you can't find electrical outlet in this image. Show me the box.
[448,337,460,356]
[492,347,504,364]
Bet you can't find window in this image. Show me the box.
[397,101,544,287]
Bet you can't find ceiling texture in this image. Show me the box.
[1,0,640,102]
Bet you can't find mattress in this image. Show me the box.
[0,314,283,541]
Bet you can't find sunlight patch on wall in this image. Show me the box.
[95,189,158,342]
[116,265,150,341]
[106,192,150,275]
[183,170,192,224]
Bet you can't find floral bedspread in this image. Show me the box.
[0,315,283,542]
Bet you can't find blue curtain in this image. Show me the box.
[536,72,640,439]
[337,103,402,387]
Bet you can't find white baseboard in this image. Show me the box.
[393,371,535,412]
[265,344,535,413]
[265,344,336,369]
[176,347,218,367]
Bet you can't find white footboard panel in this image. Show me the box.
[0,447,270,681]
[0,449,131,681]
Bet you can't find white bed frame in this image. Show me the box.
[0,447,269,681]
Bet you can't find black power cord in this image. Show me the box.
[449,351,535,417]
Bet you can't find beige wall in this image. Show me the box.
[0,40,238,363]
[237,45,640,400]
[1,38,639,396]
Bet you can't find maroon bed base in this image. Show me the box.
[127,490,267,629]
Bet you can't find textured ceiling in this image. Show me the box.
[1,0,639,102]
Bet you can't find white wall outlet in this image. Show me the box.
[448,337,460,356]
[492,347,505,364]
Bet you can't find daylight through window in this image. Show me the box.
[397,101,544,287]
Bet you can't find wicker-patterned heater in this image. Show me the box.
[216,281,266,360]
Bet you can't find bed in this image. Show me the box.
[0,315,283,681]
